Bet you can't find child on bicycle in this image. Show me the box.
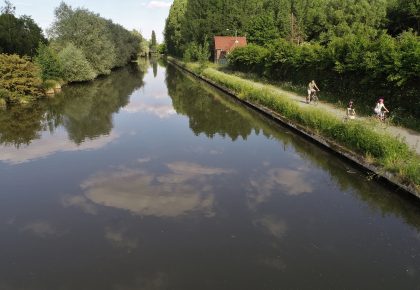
[374,98,389,120]
[347,100,356,119]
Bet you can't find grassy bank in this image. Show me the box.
[170,57,420,193]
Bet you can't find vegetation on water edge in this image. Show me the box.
[171,58,420,191]
[0,54,43,104]
[0,1,153,104]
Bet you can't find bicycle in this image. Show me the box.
[374,111,390,129]
[308,90,319,105]
[342,109,356,122]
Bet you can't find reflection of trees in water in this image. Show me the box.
[166,65,255,140]
[0,65,146,147]
[59,66,145,144]
[150,57,158,78]
[0,104,45,147]
[166,64,420,232]
[136,57,149,74]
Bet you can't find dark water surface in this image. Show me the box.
[1,60,420,290]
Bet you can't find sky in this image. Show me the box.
[10,0,174,42]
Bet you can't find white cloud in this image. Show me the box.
[147,1,172,9]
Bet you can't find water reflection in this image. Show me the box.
[21,221,62,238]
[0,64,145,149]
[79,162,234,217]
[1,60,420,289]
[166,65,257,140]
[0,131,118,164]
[167,64,420,232]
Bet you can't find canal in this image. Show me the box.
[0,59,419,289]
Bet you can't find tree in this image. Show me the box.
[150,30,157,54]
[35,43,63,81]
[1,0,14,14]
[387,0,420,35]
[49,2,116,76]
[164,0,187,56]
[245,14,280,46]
[0,1,47,56]
[58,43,96,82]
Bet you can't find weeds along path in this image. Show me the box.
[248,81,420,155]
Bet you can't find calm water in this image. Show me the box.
[1,59,420,290]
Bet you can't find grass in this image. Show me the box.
[171,58,420,191]
[217,66,420,131]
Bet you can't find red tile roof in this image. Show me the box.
[214,36,247,52]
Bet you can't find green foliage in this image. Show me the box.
[49,2,142,79]
[164,0,187,57]
[0,1,47,57]
[387,0,420,35]
[183,41,210,64]
[0,53,43,103]
[227,45,269,73]
[150,30,157,54]
[227,31,420,124]
[157,43,166,54]
[58,43,96,82]
[35,43,63,81]
[49,3,115,76]
[42,79,59,90]
[106,21,141,67]
[245,14,280,46]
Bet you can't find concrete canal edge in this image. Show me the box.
[167,58,420,199]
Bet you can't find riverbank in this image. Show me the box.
[167,57,420,198]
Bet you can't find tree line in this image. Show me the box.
[164,0,420,125]
[0,1,154,105]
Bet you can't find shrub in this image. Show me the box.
[35,43,63,81]
[58,43,96,82]
[0,54,43,103]
[228,45,269,74]
[183,41,210,64]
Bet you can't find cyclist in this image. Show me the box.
[347,100,356,119]
[307,80,319,103]
[374,98,389,120]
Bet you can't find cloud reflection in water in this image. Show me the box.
[0,131,118,165]
[80,162,234,218]
[248,168,314,209]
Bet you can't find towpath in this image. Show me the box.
[251,81,420,155]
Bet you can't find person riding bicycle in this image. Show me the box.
[307,80,319,103]
[374,98,389,120]
[347,100,356,119]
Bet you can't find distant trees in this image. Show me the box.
[48,2,142,81]
[0,0,47,56]
[150,30,157,54]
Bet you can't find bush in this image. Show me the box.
[58,43,96,82]
[228,45,269,74]
[183,41,210,64]
[0,54,43,103]
[35,43,63,81]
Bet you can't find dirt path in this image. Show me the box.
[256,82,420,155]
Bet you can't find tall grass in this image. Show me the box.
[173,58,420,190]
